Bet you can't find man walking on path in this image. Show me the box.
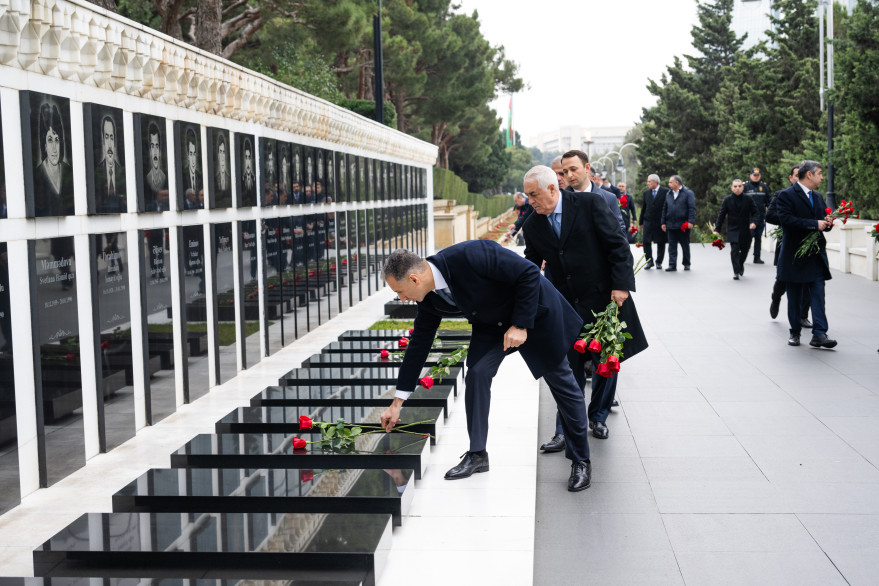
[743,167,771,264]
[714,179,758,280]
[639,174,669,269]
[661,175,696,271]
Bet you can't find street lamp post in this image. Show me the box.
[373,0,385,125]
[818,0,836,207]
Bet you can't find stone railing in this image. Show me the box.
[0,0,437,166]
[763,219,879,281]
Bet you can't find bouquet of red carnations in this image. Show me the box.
[796,199,857,258]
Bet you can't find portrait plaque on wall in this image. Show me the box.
[260,138,277,207]
[140,227,176,424]
[206,127,232,209]
[236,133,257,208]
[278,142,291,204]
[0,240,20,514]
[180,225,208,402]
[20,92,74,218]
[84,104,126,215]
[133,114,170,213]
[174,122,204,211]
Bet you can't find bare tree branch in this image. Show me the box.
[221,19,265,60]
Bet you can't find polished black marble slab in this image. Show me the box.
[279,366,462,396]
[33,511,390,583]
[320,339,469,354]
[113,467,414,526]
[171,432,429,479]
[214,404,443,444]
[250,383,453,416]
[302,351,452,369]
[339,329,470,342]
[2,580,368,586]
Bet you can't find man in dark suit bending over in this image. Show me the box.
[380,242,594,491]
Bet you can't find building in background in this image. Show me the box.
[529,125,632,159]
[733,0,857,51]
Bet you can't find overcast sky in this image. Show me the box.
[454,0,702,146]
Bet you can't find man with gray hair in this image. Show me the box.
[661,175,696,271]
[550,156,569,190]
[639,174,669,269]
[522,165,648,448]
[380,240,594,491]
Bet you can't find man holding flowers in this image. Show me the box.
[775,160,837,349]
[380,242,595,491]
[522,165,648,448]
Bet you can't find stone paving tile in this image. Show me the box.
[674,551,847,586]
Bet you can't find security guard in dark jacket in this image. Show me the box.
[743,167,770,263]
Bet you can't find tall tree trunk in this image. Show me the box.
[87,0,117,11]
[196,0,222,56]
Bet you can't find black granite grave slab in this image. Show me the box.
[320,339,468,354]
[250,383,453,416]
[171,432,429,479]
[113,466,414,526]
[301,351,452,369]
[339,329,470,342]
[33,511,390,584]
[2,580,367,586]
[279,366,462,396]
[214,404,443,444]
[383,300,418,319]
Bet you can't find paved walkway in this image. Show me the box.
[534,244,879,585]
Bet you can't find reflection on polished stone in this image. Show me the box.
[302,351,451,369]
[113,467,414,526]
[33,511,391,583]
[339,329,471,342]
[6,579,370,586]
[215,404,443,442]
[320,339,469,354]
[279,366,462,395]
[171,432,429,479]
[250,383,453,415]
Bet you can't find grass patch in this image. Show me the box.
[148,322,263,346]
[369,319,471,331]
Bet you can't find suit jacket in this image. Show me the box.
[639,186,669,241]
[716,193,758,243]
[661,187,696,229]
[564,183,626,235]
[395,240,584,393]
[94,157,126,213]
[775,183,832,283]
[523,190,648,362]
[182,165,202,195]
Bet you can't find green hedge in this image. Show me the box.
[433,168,511,219]
[336,99,398,129]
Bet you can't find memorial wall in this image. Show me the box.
[0,0,437,514]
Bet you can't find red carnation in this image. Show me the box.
[681,222,689,231]
[629,225,639,235]
[299,470,314,482]
[595,362,612,377]
[308,270,315,277]
[298,415,313,430]
[419,376,434,389]
[292,437,307,450]
[380,349,390,359]
[620,195,628,207]
[825,207,832,215]
[587,339,601,353]
[606,355,620,373]
[398,337,409,348]
[100,341,110,350]
[573,339,587,353]
[408,328,414,334]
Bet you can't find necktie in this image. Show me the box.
[652,189,656,198]
[549,212,561,238]
[808,190,813,207]
[435,288,457,309]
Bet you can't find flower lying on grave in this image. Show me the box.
[292,415,435,450]
[379,349,390,359]
[398,337,409,348]
[418,345,468,388]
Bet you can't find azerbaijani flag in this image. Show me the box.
[506,93,513,147]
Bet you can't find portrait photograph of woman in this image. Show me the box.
[23,92,74,218]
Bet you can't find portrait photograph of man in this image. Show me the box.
[135,114,169,212]
[85,104,126,214]
[236,133,256,207]
[260,137,277,208]
[207,127,232,209]
[22,92,74,218]
[175,122,203,211]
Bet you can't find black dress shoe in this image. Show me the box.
[540,434,566,453]
[645,260,654,269]
[665,267,676,272]
[612,399,619,407]
[770,297,781,319]
[568,460,591,492]
[788,334,800,346]
[809,334,838,349]
[684,266,691,271]
[444,451,489,480]
[655,264,662,270]
[801,318,813,329]
[590,421,609,439]
[754,259,765,264]
[733,274,739,280]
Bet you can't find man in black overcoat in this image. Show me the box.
[661,175,696,271]
[639,173,669,269]
[775,160,836,349]
[714,178,758,279]
[380,241,594,491]
[521,166,648,447]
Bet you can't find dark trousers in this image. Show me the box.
[773,279,810,319]
[466,337,590,462]
[730,238,751,275]
[644,234,665,266]
[786,278,827,336]
[667,229,691,268]
[554,347,617,432]
[752,221,765,260]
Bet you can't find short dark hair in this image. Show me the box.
[670,174,683,186]
[790,165,800,177]
[148,120,161,141]
[383,248,425,282]
[561,150,589,166]
[798,160,821,180]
